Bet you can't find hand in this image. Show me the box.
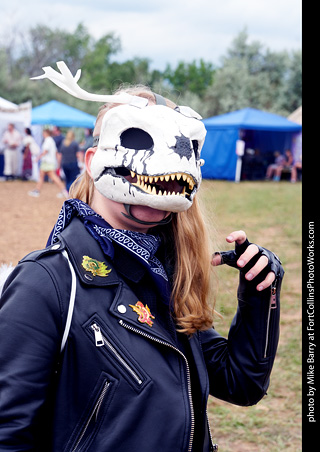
[211,230,277,291]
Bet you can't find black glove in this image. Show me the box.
[216,239,284,282]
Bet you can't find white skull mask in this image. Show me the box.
[30,61,206,213]
[90,104,207,212]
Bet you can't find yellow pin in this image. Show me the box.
[81,256,112,277]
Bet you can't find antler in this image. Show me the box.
[31,61,148,107]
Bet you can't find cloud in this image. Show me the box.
[0,0,302,70]
[90,0,301,69]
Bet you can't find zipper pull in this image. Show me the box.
[92,324,104,347]
[270,280,277,309]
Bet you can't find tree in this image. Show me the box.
[0,23,122,110]
[0,24,301,118]
[13,25,82,77]
[81,33,121,91]
[105,58,163,91]
[164,59,215,98]
[278,49,302,114]
[204,29,301,117]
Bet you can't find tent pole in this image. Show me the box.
[235,138,245,183]
[235,156,242,183]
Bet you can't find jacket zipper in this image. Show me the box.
[72,380,110,452]
[264,279,277,358]
[91,323,143,385]
[206,408,219,451]
[118,319,195,452]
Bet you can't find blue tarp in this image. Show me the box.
[201,108,302,180]
[31,100,96,128]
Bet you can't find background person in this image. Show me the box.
[1,123,22,180]
[290,154,302,183]
[273,149,293,181]
[265,151,285,180]
[57,130,81,192]
[23,127,41,181]
[52,126,64,151]
[28,128,68,198]
[80,128,94,152]
[21,138,32,180]
[78,128,93,173]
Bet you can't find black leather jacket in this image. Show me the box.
[0,217,284,451]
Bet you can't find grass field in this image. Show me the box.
[198,180,302,451]
[0,179,302,451]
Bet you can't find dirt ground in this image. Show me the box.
[0,180,65,265]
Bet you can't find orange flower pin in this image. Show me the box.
[129,301,155,327]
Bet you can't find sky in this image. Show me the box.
[0,0,302,71]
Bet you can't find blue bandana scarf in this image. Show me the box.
[47,199,171,303]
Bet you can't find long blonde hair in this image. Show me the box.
[69,86,214,335]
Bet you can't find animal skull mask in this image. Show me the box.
[91,104,206,212]
[31,61,207,212]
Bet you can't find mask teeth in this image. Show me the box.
[130,171,195,196]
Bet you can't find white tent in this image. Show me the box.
[0,97,31,125]
[0,97,32,177]
[0,97,17,109]
[288,106,302,125]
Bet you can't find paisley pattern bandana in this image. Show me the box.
[47,199,171,302]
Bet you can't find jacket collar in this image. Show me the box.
[59,217,119,286]
[59,216,147,287]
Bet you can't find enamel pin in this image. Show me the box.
[129,301,155,327]
[81,256,112,277]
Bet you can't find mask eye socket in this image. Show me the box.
[120,128,154,150]
[192,140,199,158]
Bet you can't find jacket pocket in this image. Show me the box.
[83,315,148,390]
[66,374,115,452]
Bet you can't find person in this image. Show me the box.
[28,128,68,198]
[273,149,293,181]
[57,130,81,192]
[52,126,64,151]
[80,128,94,152]
[265,151,285,180]
[1,122,22,180]
[0,64,284,451]
[78,128,94,173]
[21,138,32,180]
[22,127,41,181]
[290,154,302,183]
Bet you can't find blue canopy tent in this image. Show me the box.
[31,100,96,128]
[201,108,302,180]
